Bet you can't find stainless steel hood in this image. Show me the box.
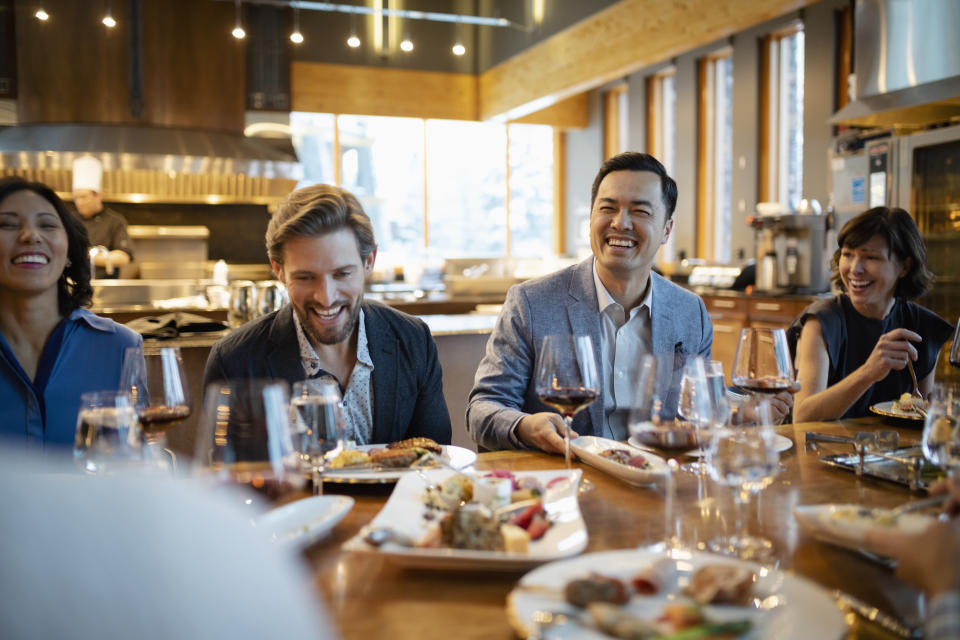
[831,0,960,128]
[0,123,300,179]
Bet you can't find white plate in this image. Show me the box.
[869,400,925,421]
[254,495,354,548]
[627,433,793,457]
[569,436,666,485]
[323,444,478,484]
[507,549,847,640]
[793,503,934,550]
[342,468,587,571]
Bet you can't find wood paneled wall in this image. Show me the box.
[478,0,818,121]
[14,0,244,132]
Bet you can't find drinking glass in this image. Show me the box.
[676,357,715,473]
[73,390,142,474]
[535,334,600,486]
[195,379,305,503]
[731,328,794,423]
[290,378,346,496]
[706,397,780,561]
[119,346,191,447]
[949,317,960,370]
[921,383,960,478]
[628,354,700,455]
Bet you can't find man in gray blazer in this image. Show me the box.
[469,153,717,452]
[203,185,451,446]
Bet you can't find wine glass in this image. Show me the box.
[535,334,600,484]
[290,378,346,496]
[921,383,960,478]
[120,346,191,452]
[680,359,733,473]
[706,397,780,561]
[731,328,794,423]
[628,354,699,455]
[73,390,142,474]
[949,317,960,370]
[194,379,305,503]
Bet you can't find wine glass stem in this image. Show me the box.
[313,464,324,496]
[736,488,751,542]
[563,416,573,470]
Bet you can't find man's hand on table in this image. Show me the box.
[517,412,578,454]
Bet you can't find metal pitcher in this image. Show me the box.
[228,280,257,328]
[255,280,287,318]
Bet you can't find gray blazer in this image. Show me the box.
[466,258,712,450]
[203,301,452,445]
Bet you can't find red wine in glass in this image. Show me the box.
[537,386,600,418]
[138,405,192,436]
[733,376,793,395]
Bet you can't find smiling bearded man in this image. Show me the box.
[203,184,451,448]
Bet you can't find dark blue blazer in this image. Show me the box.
[202,301,452,445]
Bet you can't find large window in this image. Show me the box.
[760,23,805,210]
[647,68,676,265]
[697,49,733,262]
[290,114,554,259]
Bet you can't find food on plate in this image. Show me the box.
[418,470,557,552]
[599,448,653,470]
[329,449,372,468]
[829,505,898,526]
[586,602,660,638]
[370,448,420,468]
[564,574,631,607]
[631,421,700,450]
[388,436,442,454]
[893,392,927,414]
[684,564,755,605]
[586,602,751,639]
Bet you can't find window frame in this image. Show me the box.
[696,47,734,262]
[647,67,677,266]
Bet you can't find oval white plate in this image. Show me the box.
[569,436,666,485]
[323,444,477,484]
[794,503,934,548]
[255,495,354,548]
[507,548,846,640]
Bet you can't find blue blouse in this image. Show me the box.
[0,309,142,451]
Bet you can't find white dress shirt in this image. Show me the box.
[593,264,654,441]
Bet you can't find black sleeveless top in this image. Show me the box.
[787,294,953,419]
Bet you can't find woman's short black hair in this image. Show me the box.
[830,206,933,299]
[0,176,93,314]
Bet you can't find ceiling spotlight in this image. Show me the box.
[290,6,303,44]
[35,8,49,20]
[347,34,361,48]
[452,42,466,56]
[232,0,245,39]
[400,37,413,52]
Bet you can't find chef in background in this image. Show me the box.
[72,156,133,279]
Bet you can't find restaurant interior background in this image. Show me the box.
[0,0,957,390]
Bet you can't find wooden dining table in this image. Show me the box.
[302,416,937,640]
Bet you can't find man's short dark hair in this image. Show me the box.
[266,184,377,264]
[590,152,678,219]
[0,176,93,314]
[830,206,934,299]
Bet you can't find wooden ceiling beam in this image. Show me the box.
[478,0,818,121]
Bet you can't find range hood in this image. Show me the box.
[830,0,960,128]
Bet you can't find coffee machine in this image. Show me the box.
[751,203,830,294]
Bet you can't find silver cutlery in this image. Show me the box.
[905,360,928,418]
[831,589,921,639]
[889,492,949,517]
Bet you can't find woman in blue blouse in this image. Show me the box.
[0,177,141,450]
[789,207,953,421]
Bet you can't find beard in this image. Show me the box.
[294,296,362,347]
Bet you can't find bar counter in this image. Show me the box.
[303,417,933,639]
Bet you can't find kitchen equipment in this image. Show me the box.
[750,205,829,294]
[255,280,287,317]
[228,280,257,328]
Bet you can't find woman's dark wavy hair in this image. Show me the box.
[830,206,933,299]
[0,176,93,314]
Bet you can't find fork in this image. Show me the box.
[905,360,927,418]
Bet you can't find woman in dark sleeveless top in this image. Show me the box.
[788,207,953,421]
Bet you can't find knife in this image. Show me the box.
[831,590,922,639]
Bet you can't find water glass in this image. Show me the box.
[290,378,346,495]
[922,383,960,477]
[73,391,142,474]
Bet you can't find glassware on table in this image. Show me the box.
[706,397,780,561]
[73,390,142,474]
[628,354,700,455]
[535,334,600,490]
[195,379,305,502]
[119,346,191,446]
[290,378,346,496]
[731,327,794,423]
[921,382,960,478]
[949,317,960,370]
